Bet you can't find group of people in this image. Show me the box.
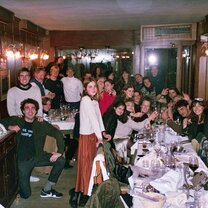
[1,59,208,207]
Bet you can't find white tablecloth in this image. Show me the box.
[130,132,208,208]
[52,118,75,130]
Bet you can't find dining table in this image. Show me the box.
[35,112,75,174]
[128,124,208,208]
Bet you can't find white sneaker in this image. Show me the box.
[30,176,40,182]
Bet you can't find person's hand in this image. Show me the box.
[182,92,191,103]
[50,152,62,162]
[168,101,173,108]
[183,118,188,129]
[96,140,103,148]
[111,89,117,96]
[8,125,21,133]
[161,88,169,96]
[149,111,158,121]
[36,116,44,122]
[102,132,111,141]
[48,92,55,99]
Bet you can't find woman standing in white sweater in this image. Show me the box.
[70,78,110,208]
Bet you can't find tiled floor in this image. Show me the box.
[11,163,77,208]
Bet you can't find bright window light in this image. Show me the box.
[148,54,157,65]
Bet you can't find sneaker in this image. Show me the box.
[40,189,63,198]
[30,176,40,182]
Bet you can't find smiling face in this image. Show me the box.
[86,81,98,97]
[104,81,113,93]
[50,66,59,78]
[124,87,134,98]
[177,105,190,117]
[141,100,151,114]
[125,101,135,113]
[66,68,74,77]
[114,104,125,116]
[192,102,204,116]
[97,77,105,91]
[18,71,31,86]
[135,74,143,83]
[35,70,46,82]
[134,91,141,104]
[43,100,52,112]
[168,89,177,99]
[23,103,37,122]
[143,78,151,88]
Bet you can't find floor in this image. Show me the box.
[11,162,77,208]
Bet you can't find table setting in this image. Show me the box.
[45,105,76,131]
[128,124,208,208]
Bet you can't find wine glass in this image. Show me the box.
[154,142,161,158]
[142,140,149,155]
[189,156,199,174]
[151,159,161,174]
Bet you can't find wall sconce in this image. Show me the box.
[40,50,49,60]
[5,44,23,59]
[29,53,38,60]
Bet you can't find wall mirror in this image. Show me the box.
[56,48,133,78]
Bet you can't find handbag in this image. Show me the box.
[113,164,132,184]
[102,141,133,184]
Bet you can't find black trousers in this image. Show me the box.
[65,101,80,140]
[64,136,78,160]
[18,153,65,199]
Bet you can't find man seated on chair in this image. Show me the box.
[0,98,65,199]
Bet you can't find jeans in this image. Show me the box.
[18,153,65,198]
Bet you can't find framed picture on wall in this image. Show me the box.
[0,69,10,101]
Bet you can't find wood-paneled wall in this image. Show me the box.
[50,30,136,49]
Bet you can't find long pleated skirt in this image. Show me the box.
[75,133,97,195]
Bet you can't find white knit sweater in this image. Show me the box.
[7,85,43,116]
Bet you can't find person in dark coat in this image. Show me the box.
[103,100,127,149]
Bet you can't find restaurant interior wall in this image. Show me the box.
[0,6,50,119]
[195,15,208,100]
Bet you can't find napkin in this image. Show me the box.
[165,192,187,207]
[164,130,188,144]
[150,169,184,194]
[199,192,208,208]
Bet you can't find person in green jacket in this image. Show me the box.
[0,98,65,199]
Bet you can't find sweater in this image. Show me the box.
[7,85,43,117]
[79,96,105,140]
[0,116,65,158]
[114,117,150,139]
[98,91,116,116]
[61,76,83,102]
